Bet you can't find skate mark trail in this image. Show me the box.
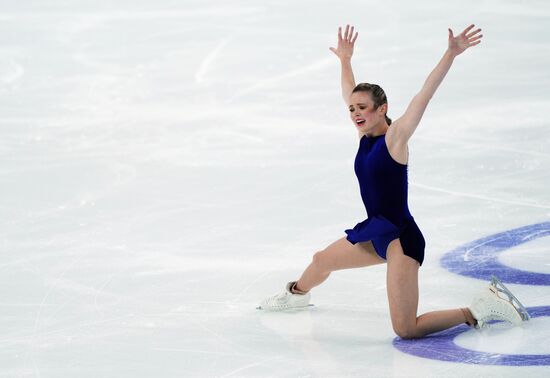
[195,37,232,84]
[416,135,550,159]
[231,269,272,304]
[228,57,334,102]
[411,181,550,210]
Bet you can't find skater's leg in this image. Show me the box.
[295,237,385,293]
[386,238,470,339]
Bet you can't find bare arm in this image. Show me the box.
[330,25,358,105]
[393,24,483,143]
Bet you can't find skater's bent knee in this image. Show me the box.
[392,323,419,340]
[311,250,334,272]
[312,251,326,266]
[393,327,417,340]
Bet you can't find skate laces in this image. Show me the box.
[265,291,291,307]
[488,288,519,318]
[473,287,521,328]
[259,282,312,311]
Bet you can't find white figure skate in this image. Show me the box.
[469,275,530,329]
[257,282,312,311]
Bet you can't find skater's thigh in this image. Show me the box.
[386,238,420,332]
[315,237,386,271]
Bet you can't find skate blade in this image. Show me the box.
[256,304,314,311]
[491,275,530,321]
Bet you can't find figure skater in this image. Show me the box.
[259,24,530,339]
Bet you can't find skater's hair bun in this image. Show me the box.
[352,83,392,125]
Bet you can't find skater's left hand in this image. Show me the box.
[329,24,358,61]
[448,24,483,57]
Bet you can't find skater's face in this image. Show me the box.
[348,91,387,131]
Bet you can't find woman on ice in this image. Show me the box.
[259,24,529,338]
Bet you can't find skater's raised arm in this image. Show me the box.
[392,24,483,144]
[330,25,358,105]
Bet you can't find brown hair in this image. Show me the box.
[352,83,392,125]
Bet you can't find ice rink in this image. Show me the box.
[1,0,550,376]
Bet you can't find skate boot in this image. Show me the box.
[258,281,311,311]
[468,276,530,329]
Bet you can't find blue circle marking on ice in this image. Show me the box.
[393,306,550,366]
[441,221,550,285]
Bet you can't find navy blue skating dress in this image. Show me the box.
[344,134,425,265]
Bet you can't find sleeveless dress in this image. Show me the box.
[344,134,425,265]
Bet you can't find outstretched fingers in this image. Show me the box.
[454,24,483,51]
[460,24,476,37]
[467,30,483,47]
[330,24,359,57]
[462,24,483,43]
[469,40,482,47]
[469,34,483,42]
[341,24,358,44]
[466,27,482,39]
[344,24,350,40]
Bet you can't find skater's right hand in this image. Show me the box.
[329,25,358,61]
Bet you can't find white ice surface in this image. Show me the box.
[455,318,550,355]
[499,237,550,275]
[1,0,550,377]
